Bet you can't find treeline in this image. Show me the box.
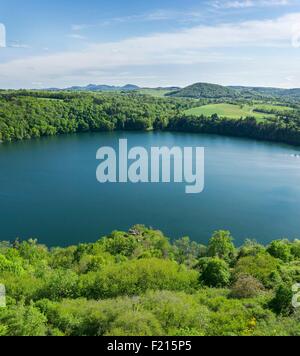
[1,225,300,336]
[1,90,300,146]
[168,114,300,146]
[0,91,191,142]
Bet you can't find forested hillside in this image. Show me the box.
[168,83,238,99]
[1,89,300,146]
[0,91,191,142]
[1,226,300,336]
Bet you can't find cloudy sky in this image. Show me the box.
[1,0,300,89]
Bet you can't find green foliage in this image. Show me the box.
[267,240,292,262]
[237,239,266,258]
[1,90,300,147]
[199,258,231,288]
[141,291,210,335]
[234,253,280,287]
[269,284,294,316]
[230,274,264,299]
[0,301,47,336]
[1,227,300,336]
[0,254,24,275]
[102,231,139,257]
[79,258,199,299]
[173,236,206,267]
[168,114,300,146]
[291,240,300,259]
[38,269,79,301]
[207,230,236,263]
[0,91,188,142]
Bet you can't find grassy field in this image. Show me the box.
[137,88,175,97]
[184,103,276,120]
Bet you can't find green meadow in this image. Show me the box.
[137,88,174,97]
[184,103,278,120]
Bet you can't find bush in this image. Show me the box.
[291,241,300,259]
[37,269,79,300]
[199,258,231,288]
[233,253,280,287]
[0,302,47,336]
[237,239,266,258]
[80,258,199,299]
[0,254,24,275]
[267,240,292,262]
[106,310,162,336]
[141,291,210,335]
[269,284,294,316]
[230,274,264,299]
[101,231,139,257]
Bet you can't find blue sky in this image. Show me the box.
[1,0,300,88]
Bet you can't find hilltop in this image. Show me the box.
[167,83,238,99]
[167,83,300,100]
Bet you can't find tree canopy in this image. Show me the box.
[1,226,300,336]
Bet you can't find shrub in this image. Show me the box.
[141,291,210,335]
[199,258,231,288]
[238,239,265,258]
[37,269,79,300]
[106,310,162,336]
[233,253,280,287]
[291,241,300,259]
[79,258,199,299]
[230,274,264,299]
[269,284,294,316]
[267,240,292,262]
[0,302,47,336]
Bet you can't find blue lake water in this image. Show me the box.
[0,131,300,246]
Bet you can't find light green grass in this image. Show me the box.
[137,89,174,98]
[184,103,275,120]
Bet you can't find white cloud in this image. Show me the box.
[67,34,87,40]
[0,13,300,87]
[213,0,291,9]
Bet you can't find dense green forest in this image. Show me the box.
[0,91,192,142]
[1,225,300,336]
[1,88,300,146]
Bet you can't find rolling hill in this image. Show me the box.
[65,84,140,92]
[167,82,300,100]
[167,83,238,99]
[42,82,300,100]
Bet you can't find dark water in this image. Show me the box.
[1,131,300,247]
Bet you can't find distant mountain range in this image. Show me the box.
[43,82,300,99]
[46,84,140,92]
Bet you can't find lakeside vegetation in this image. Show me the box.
[1,225,300,336]
[1,84,300,146]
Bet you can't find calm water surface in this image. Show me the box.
[0,131,300,246]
